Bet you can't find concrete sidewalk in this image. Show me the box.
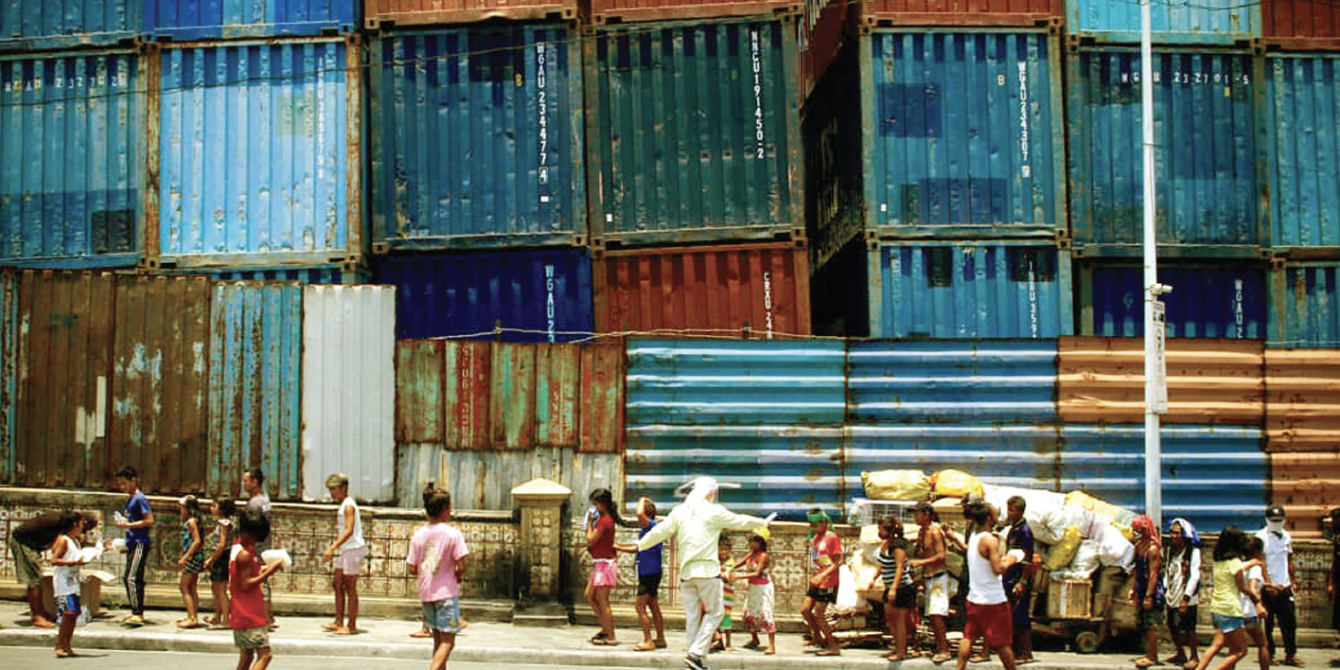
[1,599,1338,670]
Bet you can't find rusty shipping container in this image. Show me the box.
[111,275,211,495]
[1264,348,1340,453]
[1270,451,1340,539]
[799,0,846,99]
[585,17,804,247]
[857,0,1061,27]
[364,0,576,28]
[593,241,811,339]
[1263,0,1340,50]
[0,271,15,483]
[1266,55,1340,251]
[1058,337,1265,425]
[588,0,799,24]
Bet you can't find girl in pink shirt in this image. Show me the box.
[407,487,470,670]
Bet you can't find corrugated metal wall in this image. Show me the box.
[368,26,585,250]
[0,51,144,267]
[1264,348,1340,452]
[373,249,594,342]
[1059,425,1267,532]
[144,0,357,40]
[1067,0,1259,44]
[1067,48,1263,251]
[0,272,15,482]
[859,0,1060,26]
[1077,262,1267,339]
[588,0,797,23]
[111,275,211,494]
[1267,54,1340,249]
[585,17,803,245]
[302,285,396,502]
[624,338,846,518]
[158,38,358,265]
[869,241,1072,339]
[14,271,114,489]
[1263,0,1340,49]
[364,0,578,28]
[1058,337,1265,425]
[862,30,1065,238]
[1269,262,1340,347]
[0,0,142,52]
[207,281,302,500]
[395,444,623,514]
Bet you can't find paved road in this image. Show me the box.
[3,646,624,670]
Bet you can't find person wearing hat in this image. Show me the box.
[802,509,843,657]
[320,473,366,636]
[1256,505,1302,667]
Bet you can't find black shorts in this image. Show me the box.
[637,573,662,598]
[1167,605,1198,633]
[807,586,837,604]
[890,583,917,609]
[209,557,229,583]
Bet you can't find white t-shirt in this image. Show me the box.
[1241,565,1264,618]
[53,534,81,598]
[1256,528,1293,588]
[338,498,365,552]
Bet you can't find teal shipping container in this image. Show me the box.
[144,0,357,40]
[805,30,1066,269]
[1267,54,1340,251]
[1067,0,1259,46]
[368,25,585,251]
[1269,262,1340,348]
[0,50,144,268]
[584,16,803,247]
[0,0,142,52]
[1067,47,1265,255]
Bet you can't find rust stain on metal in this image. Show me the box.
[446,341,493,451]
[1058,336,1264,425]
[860,0,1061,26]
[588,0,799,23]
[396,339,445,444]
[490,343,537,451]
[1269,451,1340,539]
[143,43,162,262]
[1265,348,1340,453]
[579,342,626,455]
[364,0,578,28]
[344,34,363,260]
[535,344,580,449]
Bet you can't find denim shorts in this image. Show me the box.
[1212,613,1245,633]
[422,598,462,634]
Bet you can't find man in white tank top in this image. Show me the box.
[956,500,1021,670]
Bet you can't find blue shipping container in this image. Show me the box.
[159,39,356,265]
[863,30,1065,239]
[1067,0,1259,45]
[373,249,593,342]
[145,0,356,40]
[869,241,1073,339]
[1269,262,1340,348]
[1078,262,1267,339]
[1068,48,1263,251]
[0,51,143,268]
[368,26,584,251]
[1060,424,1267,532]
[1267,54,1340,249]
[0,0,142,52]
[845,424,1062,494]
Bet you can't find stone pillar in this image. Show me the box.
[511,478,571,605]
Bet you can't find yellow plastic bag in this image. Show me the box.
[862,470,931,502]
[1043,525,1082,571]
[1064,491,1136,525]
[931,469,984,499]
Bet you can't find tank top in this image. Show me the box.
[1134,550,1166,609]
[229,544,267,630]
[967,531,1008,605]
[181,518,204,560]
[878,538,914,588]
[53,534,81,598]
[746,551,770,585]
[337,498,365,552]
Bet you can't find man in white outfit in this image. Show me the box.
[636,477,772,670]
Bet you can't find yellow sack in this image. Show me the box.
[1044,525,1082,571]
[1064,491,1136,525]
[862,470,931,502]
[931,469,984,499]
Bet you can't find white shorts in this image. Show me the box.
[336,546,367,575]
[925,573,951,617]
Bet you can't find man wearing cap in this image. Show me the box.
[802,509,843,657]
[911,500,954,664]
[1256,505,1302,667]
[636,477,772,670]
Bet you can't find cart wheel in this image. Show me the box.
[1074,631,1100,654]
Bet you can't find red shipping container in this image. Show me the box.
[859,0,1060,27]
[801,0,848,97]
[364,0,576,28]
[593,242,811,339]
[1264,0,1340,49]
[588,0,800,24]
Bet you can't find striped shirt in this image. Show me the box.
[878,538,914,588]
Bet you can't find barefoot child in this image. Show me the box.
[407,486,470,670]
[320,473,366,636]
[615,497,667,652]
[714,536,735,651]
[231,510,284,670]
[734,530,776,655]
[50,512,90,658]
[177,496,206,629]
[204,498,236,629]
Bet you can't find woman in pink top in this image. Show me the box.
[407,487,470,670]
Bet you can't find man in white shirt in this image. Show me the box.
[1256,505,1302,667]
[636,477,771,670]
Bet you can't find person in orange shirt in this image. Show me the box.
[801,509,842,657]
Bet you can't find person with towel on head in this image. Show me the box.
[1165,517,1204,670]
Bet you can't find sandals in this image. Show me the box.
[970,655,991,664]
[932,652,954,665]
[816,649,841,657]
[410,629,432,638]
[1135,658,1158,669]
[1183,660,1200,670]
[590,637,619,646]
[741,641,761,651]
[633,641,657,652]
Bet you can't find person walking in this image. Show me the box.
[955,500,1020,670]
[1133,514,1166,669]
[1165,517,1203,670]
[635,477,772,670]
[1256,506,1302,667]
[114,466,155,627]
[1002,496,1037,664]
[243,468,276,630]
[910,501,953,664]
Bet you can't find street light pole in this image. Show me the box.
[1141,0,1166,529]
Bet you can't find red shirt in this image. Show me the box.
[589,514,616,560]
[812,531,842,589]
[229,543,267,630]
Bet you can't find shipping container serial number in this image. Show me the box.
[750,29,765,160]
[4,71,128,92]
[536,43,551,205]
[1114,70,1249,87]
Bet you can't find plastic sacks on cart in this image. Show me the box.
[1097,523,1136,572]
[862,470,931,502]
[930,470,984,499]
[1043,525,1083,571]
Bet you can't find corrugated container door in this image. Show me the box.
[588,0,800,24]
[1267,55,1340,250]
[1067,0,1259,45]
[364,0,577,29]
[302,285,396,502]
[862,30,1065,239]
[868,241,1072,339]
[0,51,144,268]
[144,0,357,40]
[368,26,585,250]
[15,271,115,489]
[111,275,211,495]
[0,0,142,52]
[373,249,594,342]
[1067,48,1264,252]
[208,282,302,500]
[585,17,803,246]
[1263,0,1340,50]
[1077,261,1266,339]
[1269,263,1340,348]
[858,0,1060,27]
[158,39,359,267]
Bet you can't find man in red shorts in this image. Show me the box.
[956,499,1021,670]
